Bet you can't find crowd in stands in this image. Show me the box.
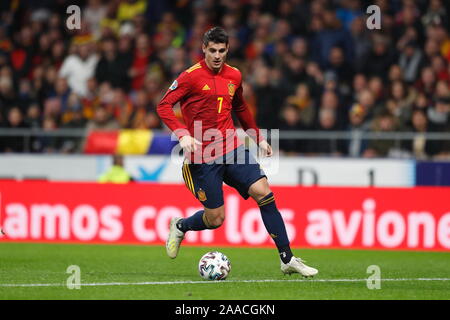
[0,0,449,159]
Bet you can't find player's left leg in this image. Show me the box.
[224,146,317,277]
[248,178,318,277]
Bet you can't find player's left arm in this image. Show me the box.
[232,82,272,157]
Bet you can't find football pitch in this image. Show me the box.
[0,243,448,300]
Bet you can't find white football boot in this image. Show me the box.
[166,217,185,259]
[281,257,319,277]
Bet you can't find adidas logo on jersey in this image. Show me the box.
[202,84,210,90]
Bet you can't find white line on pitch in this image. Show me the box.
[1,278,450,288]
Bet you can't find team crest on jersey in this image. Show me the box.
[197,189,207,202]
[228,83,235,97]
[169,80,178,90]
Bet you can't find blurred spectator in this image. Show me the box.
[280,55,308,93]
[290,37,309,61]
[422,38,441,66]
[414,66,437,103]
[317,90,345,128]
[398,40,424,83]
[109,88,134,128]
[278,104,304,155]
[431,55,449,82]
[155,11,185,48]
[368,76,386,106]
[33,33,52,72]
[48,77,72,114]
[132,14,150,36]
[253,66,283,129]
[143,73,164,107]
[349,16,371,72]
[129,89,160,129]
[357,88,381,121]
[60,106,87,154]
[336,0,363,30]
[414,92,431,111]
[435,80,450,99]
[34,116,59,153]
[351,73,368,101]
[404,108,443,159]
[117,0,147,23]
[386,80,417,126]
[9,26,34,79]
[83,0,107,39]
[129,33,153,91]
[326,46,354,87]
[309,107,346,156]
[310,8,354,69]
[388,64,404,82]
[427,96,450,129]
[0,68,17,110]
[61,93,83,124]
[98,154,134,183]
[2,107,29,152]
[346,103,369,157]
[117,31,134,63]
[23,103,42,153]
[421,0,448,28]
[362,35,397,81]
[394,1,423,46]
[81,78,101,120]
[0,26,12,54]
[25,104,42,129]
[17,79,36,113]
[363,111,401,158]
[286,83,316,128]
[59,38,99,97]
[95,37,130,89]
[86,105,120,131]
[99,2,121,37]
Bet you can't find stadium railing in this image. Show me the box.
[0,128,450,155]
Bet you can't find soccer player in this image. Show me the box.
[156,27,318,277]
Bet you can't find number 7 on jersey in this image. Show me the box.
[217,96,223,113]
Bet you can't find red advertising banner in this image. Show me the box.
[0,181,449,251]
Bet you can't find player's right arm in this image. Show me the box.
[156,72,202,152]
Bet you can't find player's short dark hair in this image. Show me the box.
[203,27,228,46]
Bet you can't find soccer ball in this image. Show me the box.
[198,251,231,280]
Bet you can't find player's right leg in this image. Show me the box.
[166,161,225,259]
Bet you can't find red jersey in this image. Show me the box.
[157,59,263,163]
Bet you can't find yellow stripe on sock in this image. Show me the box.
[202,212,212,229]
[258,196,275,207]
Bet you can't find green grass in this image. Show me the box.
[0,243,449,300]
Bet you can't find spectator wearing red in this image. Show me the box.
[10,26,34,80]
[129,33,152,91]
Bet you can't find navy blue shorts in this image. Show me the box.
[182,146,266,209]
